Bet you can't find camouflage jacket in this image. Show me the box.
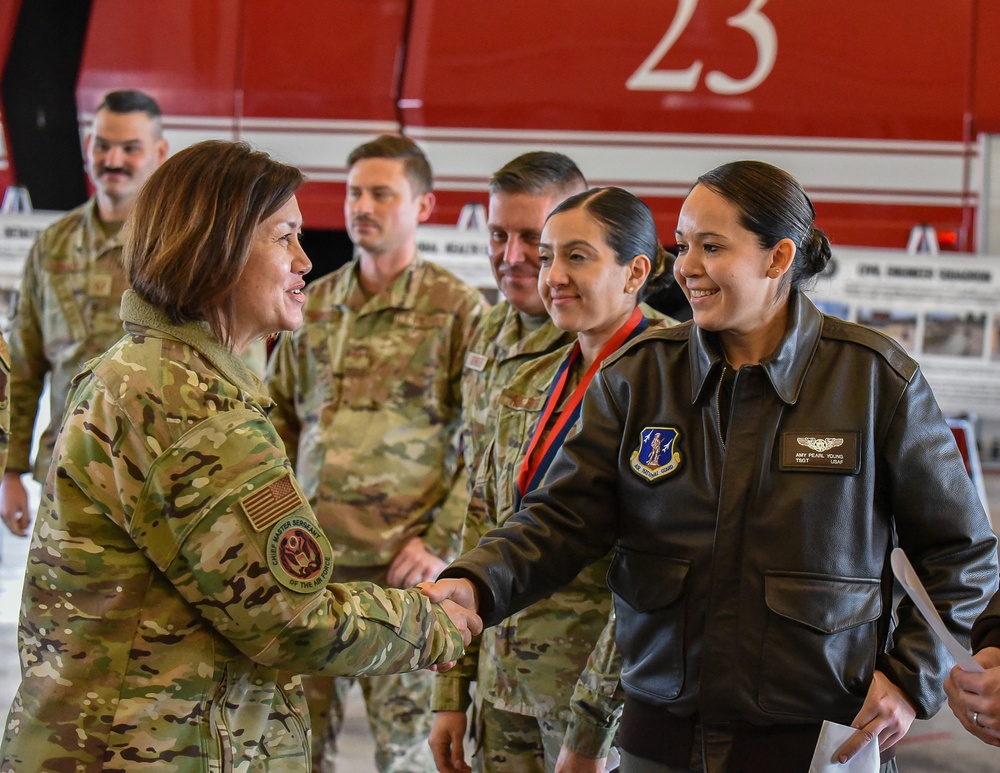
[0,330,9,476]
[0,290,465,773]
[6,198,130,479]
[460,299,575,494]
[268,257,486,569]
[435,309,674,758]
[435,344,621,756]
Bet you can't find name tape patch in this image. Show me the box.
[464,352,488,372]
[780,431,861,474]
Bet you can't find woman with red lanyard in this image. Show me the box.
[430,187,676,773]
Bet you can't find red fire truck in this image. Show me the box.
[2,0,999,251]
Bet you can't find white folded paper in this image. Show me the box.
[890,548,984,673]
[808,720,879,773]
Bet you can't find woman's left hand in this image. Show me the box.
[835,670,916,763]
[944,646,1000,746]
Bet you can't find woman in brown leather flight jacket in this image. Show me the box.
[424,161,999,773]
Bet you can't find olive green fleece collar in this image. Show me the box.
[119,289,270,403]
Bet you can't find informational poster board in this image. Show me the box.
[416,223,496,301]
[806,248,1000,465]
[0,211,63,321]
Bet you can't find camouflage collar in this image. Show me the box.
[78,197,125,257]
[331,255,426,312]
[119,290,272,407]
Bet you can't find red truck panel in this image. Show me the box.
[0,0,23,192]
[79,0,241,121]
[400,0,980,248]
[402,0,972,141]
[0,0,979,244]
[238,0,408,228]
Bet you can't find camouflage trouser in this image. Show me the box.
[472,699,569,773]
[304,563,435,773]
[304,670,436,773]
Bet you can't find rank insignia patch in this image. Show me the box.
[267,515,333,593]
[629,426,682,482]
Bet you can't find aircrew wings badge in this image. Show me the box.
[629,426,682,482]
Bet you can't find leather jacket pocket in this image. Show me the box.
[758,571,881,717]
[608,549,690,700]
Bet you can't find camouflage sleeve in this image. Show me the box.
[564,609,624,758]
[421,292,487,560]
[431,438,497,711]
[62,378,465,675]
[0,330,9,476]
[6,240,49,473]
[421,423,470,561]
[142,410,465,674]
[265,331,303,468]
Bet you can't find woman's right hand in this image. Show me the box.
[945,646,1000,746]
[419,578,480,612]
[429,710,471,773]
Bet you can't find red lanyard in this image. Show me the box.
[517,307,646,500]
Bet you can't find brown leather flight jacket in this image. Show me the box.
[446,292,998,735]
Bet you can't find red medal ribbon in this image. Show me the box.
[516,307,647,504]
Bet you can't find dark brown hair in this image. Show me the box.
[489,151,586,197]
[547,186,672,302]
[697,160,832,291]
[123,140,303,346]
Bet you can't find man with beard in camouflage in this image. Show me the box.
[0,90,168,536]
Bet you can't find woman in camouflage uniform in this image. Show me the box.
[430,187,674,773]
[0,140,479,772]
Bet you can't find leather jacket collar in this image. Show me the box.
[689,291,823,406]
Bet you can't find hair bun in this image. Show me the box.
[800,228,832,278]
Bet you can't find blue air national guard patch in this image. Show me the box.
[630,426,682,481]
[267,514,334,592]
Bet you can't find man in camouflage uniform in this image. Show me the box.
[268,135,487,772]
[457,152,586,492]
[432,151,589,769]
[0,90,168,536]
[0,288,477,772]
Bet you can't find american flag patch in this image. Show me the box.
[239,473,305,532]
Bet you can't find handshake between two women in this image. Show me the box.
[420,579,482,660]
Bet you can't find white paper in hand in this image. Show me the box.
[808,721,879,773]
[890,548,984,673]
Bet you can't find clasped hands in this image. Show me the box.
[419,578,482,652]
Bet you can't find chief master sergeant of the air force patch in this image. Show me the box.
[238,472,335,593]
[630,426,681,482]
